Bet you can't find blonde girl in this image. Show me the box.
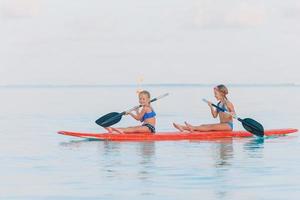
[105,90,156,134]
[173,84,236,132]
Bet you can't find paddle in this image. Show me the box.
[96,93,169,127]
[202,99,264,137]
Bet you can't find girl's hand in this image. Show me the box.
[207,101,213,107]
[134,107,140,114]
[125,111,131,115]
[230,112,237,119]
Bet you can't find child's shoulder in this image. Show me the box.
[226,99,233,104]
[225,100,234,107]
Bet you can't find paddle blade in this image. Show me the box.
[240,118,264,137]
[95,112,122,127]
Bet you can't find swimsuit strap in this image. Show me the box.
[217,101,229,113]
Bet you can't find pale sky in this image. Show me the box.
[0,0,300,85]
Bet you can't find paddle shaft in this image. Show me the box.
[101,93,169,125]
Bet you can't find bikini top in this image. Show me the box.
[141,109,156,122]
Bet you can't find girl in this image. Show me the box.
[105,90,156,134]
[173,84,235,132]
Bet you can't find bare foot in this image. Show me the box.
[105,127,113,133]
[111,127,125,134]
[184,121,194,132]
[173,123,185,132]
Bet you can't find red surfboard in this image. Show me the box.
[58,128,298,141]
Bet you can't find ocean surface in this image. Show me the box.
[0,85,299,200]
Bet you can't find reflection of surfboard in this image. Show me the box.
[58,129,298,141]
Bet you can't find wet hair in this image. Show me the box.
[139,90,151,99]
[214,84,229,99]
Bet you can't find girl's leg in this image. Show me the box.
[105,127,113,133]
[112,126,151,134]
[173,123,191,132]
[111,127,125,134]
[105,127,125,134]
[185,122,232,132]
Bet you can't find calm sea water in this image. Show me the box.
[0,85,299,200]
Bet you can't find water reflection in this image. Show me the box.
[100,141,156,198]
[59,138,99,148]
[138,142,156,162]
[102,141,122,154]
[212,140,234,200]
[212,138,265,200]
[214,139,234,168]
[243,137,265,158]
[137,142,156,181]
[60,139,156,183]
[244,137,265,150]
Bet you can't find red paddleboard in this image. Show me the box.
[57,129,298,141]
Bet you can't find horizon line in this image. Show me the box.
[0,83,298,88]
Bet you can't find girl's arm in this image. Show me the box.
[226,101,236,117]
[208,101,218,118]
[127,107,147,121]
[134,107,140,115]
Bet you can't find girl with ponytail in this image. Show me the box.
[173,84,236,132]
